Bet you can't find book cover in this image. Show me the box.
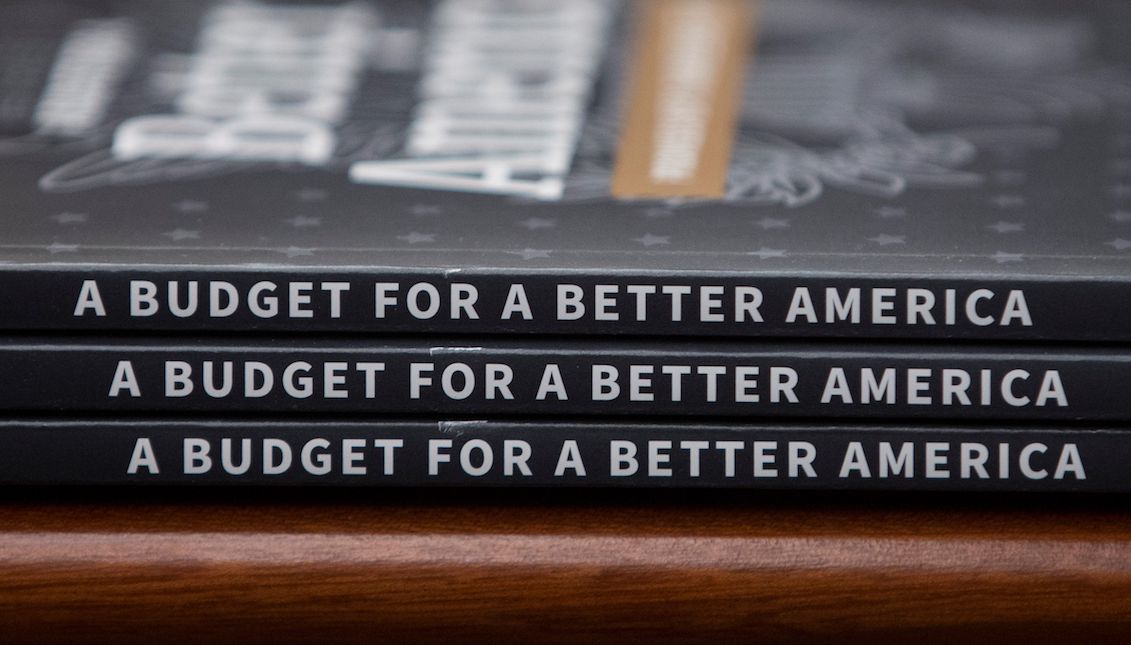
[0,0,1129,340]
[0,418,1107,490]
[0,336,1123,421]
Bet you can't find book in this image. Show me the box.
[0,0,1129,341]
[0,336,1122,421]
[0,418,1106,490]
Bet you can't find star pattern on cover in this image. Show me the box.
[874,206,906,219]
[517,217,556,230]
[294,187,327,202]
[410,204,443,217]
[163,229,200,241]
[868,234,906,245]
[398,232,436,244]
[749,247,786,259]
[510,249,551,260]
[172,200,208,214]
[20,143,1131,269]
[992,251,1024,263]
[46,242,79,254]
[633,234,670,247]
[286,215,323,228]
[50,212,87,224]
[990,195,1026,209]
[987,221,1025,233]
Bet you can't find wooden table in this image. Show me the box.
[2,488,1130,643]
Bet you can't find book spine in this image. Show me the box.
[0,338,1121,421]
[7,268,1131,341]
[0,420,1112,490]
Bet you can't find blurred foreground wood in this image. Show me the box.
[2,489,1131,644]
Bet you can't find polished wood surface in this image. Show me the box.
[2,489,1131,644]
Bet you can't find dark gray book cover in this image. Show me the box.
[2,0,1131,340]
[0,335,1125,422]
[0,418,1112,491]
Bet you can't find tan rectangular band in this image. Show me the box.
[612,0,755,200]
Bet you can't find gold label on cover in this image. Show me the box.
[612,0,756,199]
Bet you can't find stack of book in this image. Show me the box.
[2,0,1130,491]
